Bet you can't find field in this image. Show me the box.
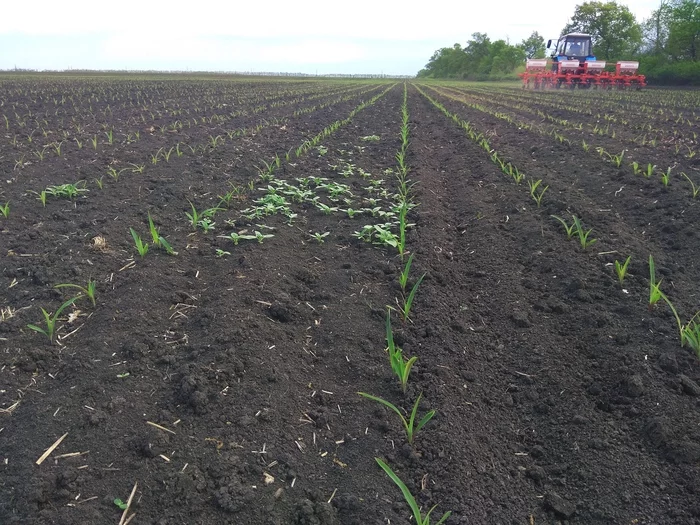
[1,75,700,524]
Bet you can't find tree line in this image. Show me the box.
[418,0,699,84]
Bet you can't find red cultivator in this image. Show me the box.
[519,58,646,89]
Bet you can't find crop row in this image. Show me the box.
[415,85,700,360]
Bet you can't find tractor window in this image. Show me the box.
[556,40,566,55]
[564,39,590,56]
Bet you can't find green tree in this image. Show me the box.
[642,1,673,55]
[519,31,546,58]
[465,33,493,75]
[562,1,643,59]
[418,44,468,77]
[490,41,527,73]
[667,0,700,61]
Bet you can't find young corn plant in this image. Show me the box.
[551,215,576,239]
[358,392,435,444]
[55,280,97,306]
[572,215,597,249]
[399,253,416,292]
[397,202,409,260]
[656,292,700,356]
[0,202,9,218]
[528,179,548,207]
[397,272,425,322]
[648,255,663,310]
[148,213,176,255]
[643,163,656,179]
[614,256,632,285]
[386,312,417,394]
[27,297,78,344]
[130,228,149,257]
[375,458,451,525]
[631,161,642,175]
[661,167,671,187]
[680,172,699,198]
[185,201,221,231]
[30,190,47,206]
[610,150,625,168]
[681,313,700,356]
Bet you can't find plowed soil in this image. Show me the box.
[1,76,700,524]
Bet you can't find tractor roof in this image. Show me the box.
[561,32,592,39]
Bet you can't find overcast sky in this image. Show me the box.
[0,0,661,75]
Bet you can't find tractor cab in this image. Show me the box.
[547,33,595,66]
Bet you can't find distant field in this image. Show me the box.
[1,75,699,524]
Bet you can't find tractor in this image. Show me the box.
[519,32,645,89]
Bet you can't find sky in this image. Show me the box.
[0,0,661,76]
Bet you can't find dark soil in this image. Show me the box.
[1,77,700,524]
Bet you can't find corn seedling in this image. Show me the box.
[107,167,124,181]
[94,177,104,189]
[147,213,176,254]
[610,150,625,168]
[129,163,145,174]
[52,141,63,157]
[615,255,632,284]
[572,215,597,249]
[0,202,8,218]
[631,161,641,175]
[657,294,700,355]
[681,172,699,198]
[661,167,671,187]
[528,179,548,207]
[643,163,655,179]
[30,190,47,206]
[397,203,409,260]
[398,272,425,322]
[185,201,221,230]
[216,248,231,257]
[162,147,174,162]
[375,458,451,525]
[551,215,575,239]
[55,280,96,306]
[91,135,98,149]
[681,312,700,356]
[358,392,435,444]
[27,297,77,344]
[648,255,663,310]
[506,163,524,184]
[399,253,415,292]
[386,312,416,393]
[130,228,149,257]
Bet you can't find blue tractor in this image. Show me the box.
[547,33,596,70]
